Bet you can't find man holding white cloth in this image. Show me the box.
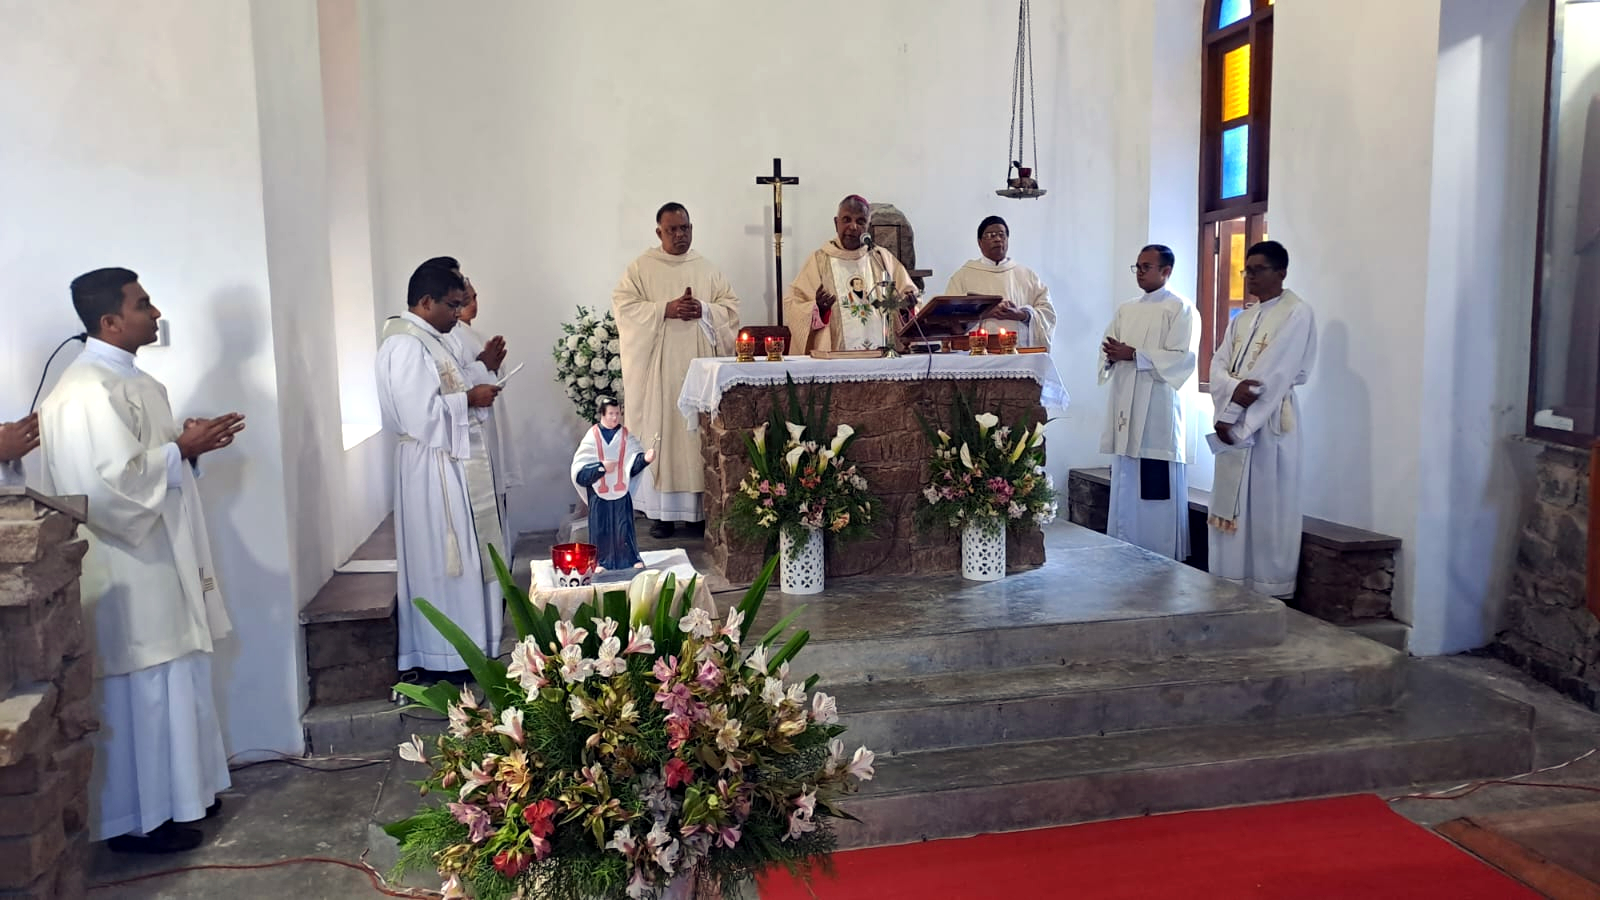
[1207,241,1317,598]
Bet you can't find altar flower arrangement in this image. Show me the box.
[552,305,624,420]
[916,392,1058,534]
[386,549,874,900]
[726,377,880,556]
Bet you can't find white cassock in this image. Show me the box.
[378,313,505,671]
[1098,288,1199,560]
[38,338,232,840]
[612,248,740,524]
[1207,290,1318,598]
[944,257,1058,349]
[448,322,522,551]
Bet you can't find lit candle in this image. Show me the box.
[765,336,785,361]
[736,331,755,362]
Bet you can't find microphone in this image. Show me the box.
[29,333,88,413]
[860,233,875,250]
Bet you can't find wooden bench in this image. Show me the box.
[1067,467,1401,625]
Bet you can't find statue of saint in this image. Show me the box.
[570,397,658,570]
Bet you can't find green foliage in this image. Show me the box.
[727,375,882,550]
[915,389,1059,535]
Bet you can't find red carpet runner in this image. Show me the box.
[757,794,1539,899]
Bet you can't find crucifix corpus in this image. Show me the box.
[755,157,799,328]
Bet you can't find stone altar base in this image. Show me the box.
[700,378,1047,587]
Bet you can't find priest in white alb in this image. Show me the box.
[1208,241,1318,598]
[377,261,507,672]
[1099,244,1198,560]
[945,215,1057,349]
[40,267,245,854]
[420,256,521,552]
[612,202,740,539]
[785,194,919,354]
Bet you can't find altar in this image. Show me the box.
[679,354,1070,587]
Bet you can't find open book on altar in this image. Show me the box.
[899,294,1004,339]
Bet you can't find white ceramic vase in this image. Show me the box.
[961,520,1007,581]
[779,527,825,594]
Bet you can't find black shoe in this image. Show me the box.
[650,521,675,539]
[107,822,205,854]
[205,798,222,819]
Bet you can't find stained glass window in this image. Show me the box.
[1222,45,1251,121]
[1217,0,1250,29]
[1221,125,1249,199]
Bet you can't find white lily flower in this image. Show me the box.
[745,644,770,674]
[810,691,839,725]
[752,422,768,455]
[679,607,715,639]
[936,429,951,445]
[974,412,999,435]
[829,423,855,455]
[398,735,428,764]
[846,746,877,781]
[785,421,806,444]
[1030,422,1047,448]
[959,443,974,470]
[817,448,834,472]
[784,445,805,475]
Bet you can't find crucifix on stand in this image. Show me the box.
[755,158,799,328]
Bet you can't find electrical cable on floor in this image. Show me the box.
[88,851,441,898]
[1386,747,1600,802]
[225,749,393,773]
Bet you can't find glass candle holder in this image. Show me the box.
[736,332,756,362]
[997,329,1018,354]
[552,542,597,587]
[765,336,786,361]
[969,329,989,356]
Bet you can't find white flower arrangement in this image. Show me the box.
[552,305,625,420]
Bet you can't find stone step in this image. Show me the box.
[302,697,442,757]
[746,538,1289,683]
[830,611,1403,754]
[833,661,1534,848]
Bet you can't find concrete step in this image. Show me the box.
[1346,618,1411,652]
[746,540,1289,684]
[834,661,1534,848]
[832,612,1403,754]
[302,696,443,756]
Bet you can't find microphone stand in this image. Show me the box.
[865,239,908,359]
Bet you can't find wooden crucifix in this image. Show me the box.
[755,158,799,327]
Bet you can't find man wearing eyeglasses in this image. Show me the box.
[1098,245,1198,559]
[377,261,507,677]
[1206,240,1317,599]
[944,216,1056,349]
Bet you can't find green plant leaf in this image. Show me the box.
[391,682,448,714]
[759,606,807,651]
[769,629,811,671]
[735,554,780,643]
[411,597,511,709]
[489,545,538,641]
[383,814,425,840]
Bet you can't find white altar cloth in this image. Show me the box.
[678,354,1070,432]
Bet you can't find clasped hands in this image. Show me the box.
[664,288,703,321]
[1213,379,1264,445]
[1101,337,1137,364]
[178,413,246,461]
[990,300,1030,323]
[477,335,508,373]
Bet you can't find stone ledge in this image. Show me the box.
[0,685,56,768]
[300,515,397,625]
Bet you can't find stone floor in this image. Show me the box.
[92,522,1600,898]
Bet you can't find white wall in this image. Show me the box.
[1412,0,1546,654]
[0,0,302,755]
[363,0,1153,533]
[1270,0,1443,632]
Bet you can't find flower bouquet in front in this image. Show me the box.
[386,549,874,900]
[917,392,1058,580]
[726,377,881,594]
[552,305,624,420]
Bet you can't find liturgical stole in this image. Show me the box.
[382,317,504,582]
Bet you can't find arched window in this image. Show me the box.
[1198,0,1274,385]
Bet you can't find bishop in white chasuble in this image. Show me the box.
[41,268,241,851]
[1099,246,1198,560]
[378,264,506,672]
[612,203,739,531]
[945,216,1057,349]
[1207,242,1317,599]
[785,195,918,353]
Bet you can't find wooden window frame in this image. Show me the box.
[1197,0,1274,387]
